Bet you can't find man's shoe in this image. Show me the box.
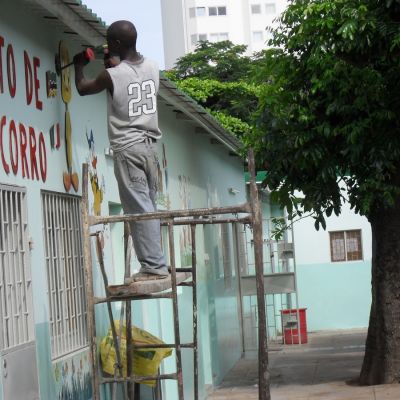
[124,272,169,284]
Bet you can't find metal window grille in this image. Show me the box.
[330,231,346,262]
[346,230,363,261]
[41,191,87,359]
[330,230,363,262]
[0,185,34,351]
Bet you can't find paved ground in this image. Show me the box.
[207,330,400,400]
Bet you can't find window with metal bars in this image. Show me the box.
[0,185,34,351]
[41,191,87,359]
[329,230,363,262]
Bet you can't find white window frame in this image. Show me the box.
[41,191,87,359]
[252,30,264,43]
[198,33,208,42]
[265,2,276,14]
[0,184,34,352]
[191,33,208,47]
[210,32,229,43]
[189,6,206,17]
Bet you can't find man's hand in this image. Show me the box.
[73,51,90,67]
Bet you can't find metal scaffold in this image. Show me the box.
[81,149,270,400]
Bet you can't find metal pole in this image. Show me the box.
[81,163,100,400]
[191,225,198,400]
[168,221,185,399]
[248,150,271,400]
[125,222,135,400]
[95,235,124,400]
[91,203,251,226]
[233,223,246,354]
[291,223,302,346]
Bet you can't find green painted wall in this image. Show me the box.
[151,108,246,397]
[296,261,371,331]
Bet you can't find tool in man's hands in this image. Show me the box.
[55,47,95,75]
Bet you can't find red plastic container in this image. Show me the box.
[281,308,308,344]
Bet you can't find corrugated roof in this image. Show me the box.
[24,0,242,154]
[24,0,107,46]
[64,0,108,37]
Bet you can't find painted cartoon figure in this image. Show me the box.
[59,41,79,192]
[86,129,104,216]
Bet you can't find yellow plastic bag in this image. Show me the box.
[100,321,172,387]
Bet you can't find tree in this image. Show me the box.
[246,0,400,385]
[165,41,260,138]
[167,40,253,82]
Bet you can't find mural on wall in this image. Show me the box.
[49,123,61,149]
[86,128,105,216]
[156,142,171,209]
[53,352,92,400]
[0,33,55,183]
[179,174,192,266]
[59,41,79,193]
[46,70,57,98]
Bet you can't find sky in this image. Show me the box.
[82,0,166,68]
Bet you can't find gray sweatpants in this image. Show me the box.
[113,141,168,276]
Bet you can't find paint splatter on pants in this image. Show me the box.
[113,141,168,275]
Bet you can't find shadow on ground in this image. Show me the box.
[207,330,400,400]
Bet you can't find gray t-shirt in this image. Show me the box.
[106,57,162,153]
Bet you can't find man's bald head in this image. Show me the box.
[107,20,137,50]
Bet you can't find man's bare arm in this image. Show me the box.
[74,53,113,96]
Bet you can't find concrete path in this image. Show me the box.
[207,330,400,400]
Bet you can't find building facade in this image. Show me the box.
[0,1,254,399]
[293,203,372,332]
[161,0,288,69]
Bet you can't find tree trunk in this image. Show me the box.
[359,199,400,385]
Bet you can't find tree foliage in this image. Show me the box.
[247,0,400,227]
[246,0,400,385]
[165,41,260,138]
[167,40,253,82]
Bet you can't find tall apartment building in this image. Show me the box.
[161,0,288,69]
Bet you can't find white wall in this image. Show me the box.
[294,201,372,265]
